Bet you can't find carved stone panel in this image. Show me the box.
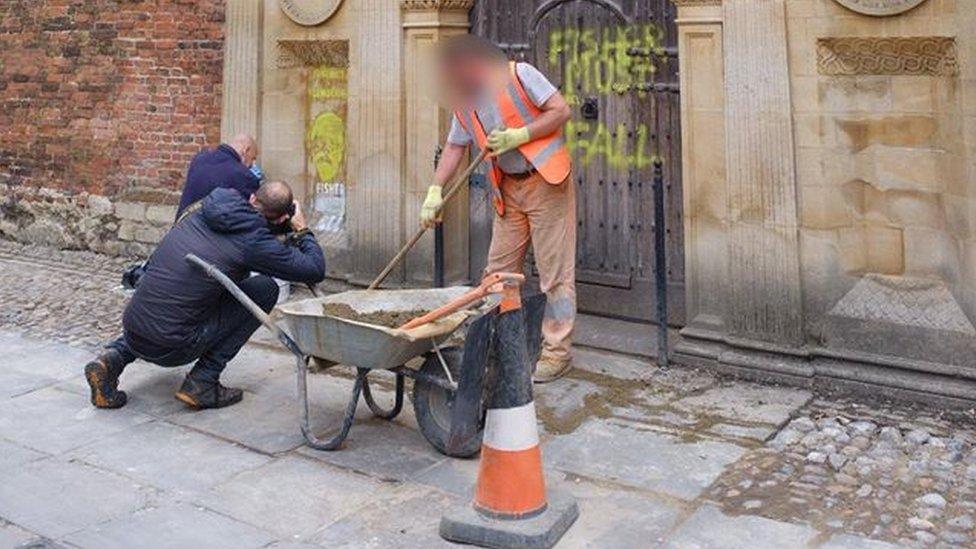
[276,40,350,69]
[400,0,474,10]
[817,37,958,77]
[832,0,928,16]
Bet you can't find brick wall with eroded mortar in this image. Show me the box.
[0,0,225,255]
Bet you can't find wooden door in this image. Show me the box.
[470,0,684,324]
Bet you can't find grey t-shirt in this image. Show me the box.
[447,62,558,174]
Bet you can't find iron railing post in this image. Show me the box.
[652,160,669,369]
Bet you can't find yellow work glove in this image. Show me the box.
[420,185,443,228]
[487,127,530,156]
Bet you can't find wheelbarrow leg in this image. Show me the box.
[362,370,404,420]
[296,355,363,451]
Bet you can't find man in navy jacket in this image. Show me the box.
[86,182,326,410]
[177,134,261,216]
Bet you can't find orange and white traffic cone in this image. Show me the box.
[440,283,578,548]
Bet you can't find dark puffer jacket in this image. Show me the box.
[123,188,325,346]
[177,144,260,216]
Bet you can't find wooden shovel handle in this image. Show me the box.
[368,148,490,290]
[398,272,525,331]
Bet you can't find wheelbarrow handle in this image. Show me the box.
[398,272,525,330]
[184,253,304,358]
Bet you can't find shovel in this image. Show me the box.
[368,148,489,290]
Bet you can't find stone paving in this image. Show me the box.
[1,240,975,548]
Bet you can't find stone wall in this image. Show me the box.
[788,0,976,369]
[0,0,224,254]
[673,0,976,405]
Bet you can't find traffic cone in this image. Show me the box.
[440,283,578,548]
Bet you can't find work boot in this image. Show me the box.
[84,350,128,409]
[533,356,572,383]
[174,376,243,409]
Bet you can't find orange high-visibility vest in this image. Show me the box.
[454,62,572,216]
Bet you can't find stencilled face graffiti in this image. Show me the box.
[306,64,348,233]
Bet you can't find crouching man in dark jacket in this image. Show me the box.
[85,181,325,410]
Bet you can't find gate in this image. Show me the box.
[469,0,684,324]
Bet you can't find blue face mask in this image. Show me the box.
[250,163,265,182]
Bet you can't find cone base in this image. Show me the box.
[439,489,578,549]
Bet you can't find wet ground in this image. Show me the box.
[2,239,975,547]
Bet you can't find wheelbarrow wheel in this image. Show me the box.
[412,347,483,458]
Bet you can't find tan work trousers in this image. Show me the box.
[485,170,576,362]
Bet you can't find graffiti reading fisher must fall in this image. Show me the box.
[547,23,666,169]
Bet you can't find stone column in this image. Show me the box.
[672,0,728,338]
[220,0,262,141]
[672,0,807,381]
[721,0,802,346]
[400,0,473,285]
[347,0,406,284]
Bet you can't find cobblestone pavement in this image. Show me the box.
[2,239,976,548]
[0,239,132,349]
[708,400,976,547]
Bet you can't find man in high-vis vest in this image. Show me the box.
[421,35,575,382]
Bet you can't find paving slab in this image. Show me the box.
[535,377,603,437]
[554,477,685,548]
[168,364,361,455]
[0,330,69,360]
[662,504,817,549]
[411,453,480,497]
[297,417,445,481]
[57,361,192,418]
[0,522,36,548]
[217,345,297,392]
[818,533,904,548]
[572,347,656,381]
[706,422,777,443]
[574,314,675,359]
[6,339,95,381]
[310,483,461,548]
[63,503,276,549]
[413,449,678,548]
[673,383,812,427]
[0,367,58,399]
[68,420,270,494]
[544,419,747,501]
[0,387,153,454]
[0,438,47,470]
[199,455,396,540]
[0,457,150,539]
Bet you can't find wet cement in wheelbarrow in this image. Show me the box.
[322,302,430,329]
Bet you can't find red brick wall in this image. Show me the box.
[0,0,225,197]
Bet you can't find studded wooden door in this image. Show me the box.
[470,0,684,324]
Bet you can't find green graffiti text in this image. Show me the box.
[548,24,665,105]
[566,120,659,170]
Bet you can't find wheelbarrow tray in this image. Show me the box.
[276,287,474,370]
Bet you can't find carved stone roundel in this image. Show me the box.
[279,0,344,26]
[832,0,929,16]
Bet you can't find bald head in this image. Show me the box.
[252,180,294,220]
[228,133,258,167]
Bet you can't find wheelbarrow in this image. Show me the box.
[185,254,546,458]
